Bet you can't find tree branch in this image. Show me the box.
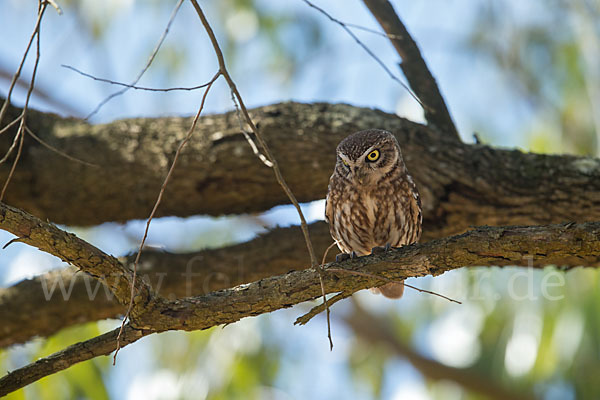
[0,324,150,397]
[0,222,333,347]
[0,202,153,317]
[3,215,600,346]
[361,0,460,139]
[1,100,599,236]
[2,221,600,394]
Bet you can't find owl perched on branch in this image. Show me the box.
[325,129,422,298]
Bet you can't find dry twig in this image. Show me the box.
[62,64,216,93]
[1,215,599,394]
[0,0,47,200]
[84,0,185,119]
[188,0,333,349]
[113,71,221,363]
[301,0,426,111]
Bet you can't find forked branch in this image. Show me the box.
[1,212,598,395]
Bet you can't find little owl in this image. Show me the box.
[325,129,422,298]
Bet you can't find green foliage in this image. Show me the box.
[3,323,109,400]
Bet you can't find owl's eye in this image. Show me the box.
[366,149,380,162]
[341,158,349,167]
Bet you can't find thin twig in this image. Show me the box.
[0,1,47,127]
[327,267,461,304]
[84,0,185,120]
[344,22,403,40]
[0,121,23,164]
[189,0,332,349]
[62,64,215,93]
[25,126,99,167]
[318,241,339,336]
[1,1,46,201]
[1,215,600,393]
[2,236,26,249]
[1,127,24,201]
[0,116,22,136]
[301,0,427,112]
[113,71,221,364]
[230,91,273,167]
[295,290,352,326]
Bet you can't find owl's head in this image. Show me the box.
[335,129,404,187]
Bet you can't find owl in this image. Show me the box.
[325,129,422,298]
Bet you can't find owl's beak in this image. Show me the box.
[353,167,368,185]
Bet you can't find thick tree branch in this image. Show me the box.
[2,221,600,394]
[2,100,599,236]
[0,202,153,318]
[0,324,149,397]
[3,216,600,346]
[361,0,460,139]
[0,222,334,347]
[346,304,536,400]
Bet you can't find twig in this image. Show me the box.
[62,64,216,93]
[25,126,99,167]
[0,1,47,127]
[301,0,426,112]
[1,127,24,201]
[361,0,460,139]
[1,0,46,201]
[0,120,23,164]
[189,0,333,349]
[0,324,149,397]
[327,268,461,304]
[113,71,221,364]
[230,91,273,167]
[0,115,22,136]
[294,291,352,326]
[84,0,185,120]
[2,216,600,393]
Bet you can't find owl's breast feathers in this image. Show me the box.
[325,172,422,256]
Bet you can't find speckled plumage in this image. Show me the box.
[325,129,422,298]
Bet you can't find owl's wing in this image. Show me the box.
[324,193,333,225]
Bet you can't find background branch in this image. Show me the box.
[362,0,460,139]
[346,303,536,400]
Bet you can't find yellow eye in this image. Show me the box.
[366,149,380,162]
[341,158,349,167]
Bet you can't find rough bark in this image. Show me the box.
[2,220,600,395]
[0,222,333,347]
[0,324,148,397]
[0,203,153,322]
[2,100,600,238]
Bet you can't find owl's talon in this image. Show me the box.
[371,243,392,254]
[336,253,351,262]
[350,251,358,259]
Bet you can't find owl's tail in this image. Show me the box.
[370,281,404,299]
